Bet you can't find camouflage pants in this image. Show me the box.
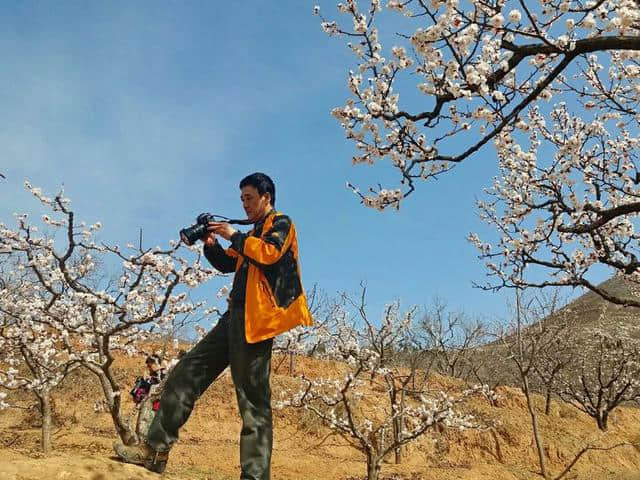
[134,383,162,444]
[146,303,274,480]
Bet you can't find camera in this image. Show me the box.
[180,213,215,246]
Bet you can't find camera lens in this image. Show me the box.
[179,223,206,246]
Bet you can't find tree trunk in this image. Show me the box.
[393,389,405,464]
[84,363,138,445]
[289,352,295,376]
[514,289,548,479]
[393,416,403,464]
[522,376,549,479]
[544,388,552,416]
[104,379,138,445]
[385,374,404,464]
[596,410,608,431]
[366,453,381,480]
[38,393,52,454]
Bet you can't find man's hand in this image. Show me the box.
[208,222,237,241]
[202,230,216,247]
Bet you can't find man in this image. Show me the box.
[114,172,313,479]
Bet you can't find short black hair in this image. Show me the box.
[239,172,276,206]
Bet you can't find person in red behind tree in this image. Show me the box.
[129,354,166,411]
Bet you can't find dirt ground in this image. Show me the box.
[1,354,640,480]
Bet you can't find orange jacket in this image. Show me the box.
[205,210,313,343]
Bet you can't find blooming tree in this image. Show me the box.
[272,285,340,375]
[543,308,640,431]
[419,298,490,381]
[530,317,574,416]
[315,1,640,304]
[0,265,81,452]
[417,300,508,408]
[470,97,640,304]
[0,183,218,445]
[278,289,484,480]
[495,289,634,479]
[497,289,570,478]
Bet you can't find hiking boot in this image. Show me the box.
[113,441,169,473]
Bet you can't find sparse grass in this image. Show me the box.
[166,465,236,480]
[558,404,580,420]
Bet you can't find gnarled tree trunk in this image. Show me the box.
[38,391,52,453]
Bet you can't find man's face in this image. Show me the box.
[147,362,160,374]
[241,185,271,222]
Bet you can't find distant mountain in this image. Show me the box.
[557,276,640,336]
[471,276,640,388]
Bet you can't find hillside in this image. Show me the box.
[557,277,640,337]
[1,353,639,480]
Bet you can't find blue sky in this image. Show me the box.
[0,1,542,329]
